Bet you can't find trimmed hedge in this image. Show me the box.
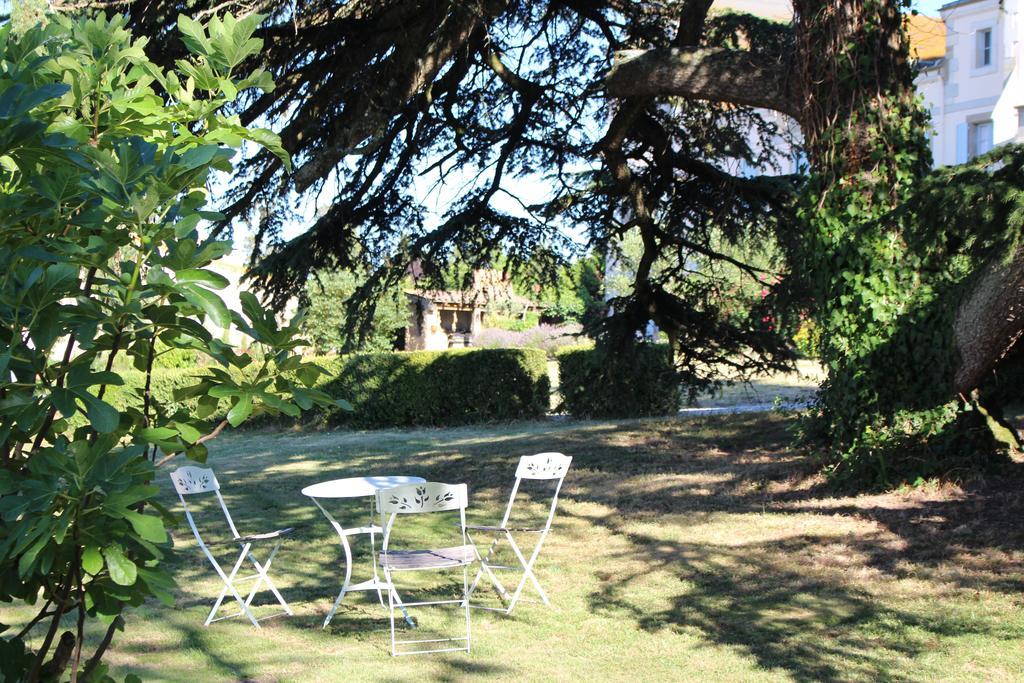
[556,344,680,418]
[317,348,550,427]
[82,348,550,430]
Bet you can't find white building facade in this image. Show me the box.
[717,0,1024,171]
[922,0,1024,165]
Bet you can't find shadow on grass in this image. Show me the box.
[149,412,1024,681]
[587,528,1020,682]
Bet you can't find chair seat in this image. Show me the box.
[381,544,475,571]
[465,524,545,533]
[208,527,295,546]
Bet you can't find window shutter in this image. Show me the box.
[955,123,969,164]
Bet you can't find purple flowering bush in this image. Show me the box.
[473,323,585,356]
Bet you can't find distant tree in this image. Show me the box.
[574,253,608,331]
[94,0,798,400]
[302,269,407,354]
[87,0,1024,480]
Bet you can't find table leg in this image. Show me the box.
[311,494,416,629]
[322,529,354,628]
[314,498,355,629]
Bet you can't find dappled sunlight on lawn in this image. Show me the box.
[12,412,1020,681]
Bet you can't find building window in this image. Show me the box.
[976,28,993,68]
[1018,106,1024,129]
[968,120,994,159]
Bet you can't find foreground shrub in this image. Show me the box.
[318,348,550,427]
[557,344,680,418]
[0,15,337,682]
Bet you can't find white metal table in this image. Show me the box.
[302,475,426,628]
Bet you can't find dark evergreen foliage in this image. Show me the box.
[557,344,680,418]
[103,0,802,394]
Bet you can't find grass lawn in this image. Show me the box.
[692,360,824,410]
[10,413,1024,682]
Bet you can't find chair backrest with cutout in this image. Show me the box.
[502,452,572,530]
[169,466,240,543]
[376,482,469,554]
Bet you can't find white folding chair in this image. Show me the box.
[376,482,474,656]
[466,452,571,614]
[169,466,294,629]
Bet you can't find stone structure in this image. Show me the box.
[404,270,540,351]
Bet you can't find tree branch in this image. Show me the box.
[605,47,800,120]
[292,0,509,191]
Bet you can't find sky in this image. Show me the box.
[914,0,949,14]
[4,0,957,250]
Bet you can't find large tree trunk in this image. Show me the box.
[953,245,1024,395]
[605,1,1024,407]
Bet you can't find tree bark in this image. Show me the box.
[953,245,1024,395]
[604,0,1024,405]
[605,47,800,120]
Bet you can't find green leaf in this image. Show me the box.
[0,83,70,120]
[103,545,138,586]
[174,213,202,238]
[185,443,209,463]
[242,127,292,171]
[81,394,120,433]
[136,566,176,607]
[226,395,253,427]
[173,382,212,401]
[18,535,49,578]
[177,144,221,172]
[290,387,313,411]
[176,268,229,290]
[172,422,202,443]
[138,426,177,441]
[196,395,219,419]
[208,385,240,399]
[82,546,104,575]
[177,14,212,58]
[123,511,168,543]
[182,283,231,329]
[51,388,78,418]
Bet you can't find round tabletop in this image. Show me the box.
[301,475,426,499]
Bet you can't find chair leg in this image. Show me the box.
[468,531,511,603]
[205,549,244,625]
[206,544,261,628]
[463,563,472,653]
[247,543,291,615]
[386,568,397,657]
[467,530,498,596]
[505,533,550,613]
[205,586,230,626]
